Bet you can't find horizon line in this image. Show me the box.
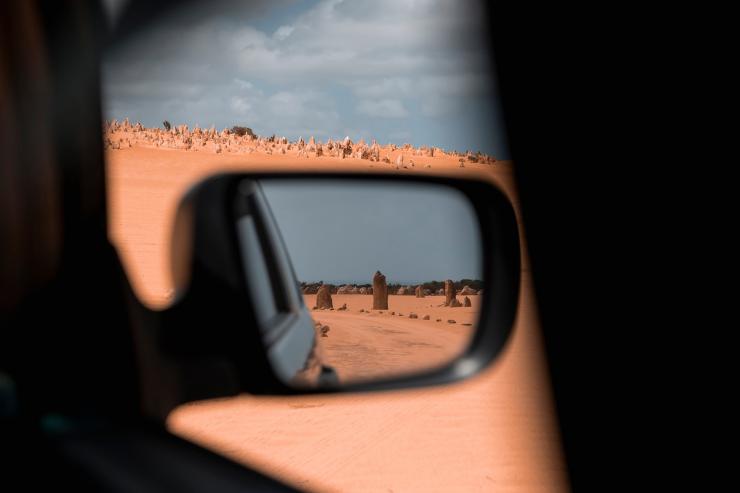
[299,279,484,285]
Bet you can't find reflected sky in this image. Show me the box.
[261,180,482,285]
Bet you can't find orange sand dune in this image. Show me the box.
[107,143,568,492]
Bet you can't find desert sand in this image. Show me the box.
[106,125,516,308]
[106,123,568,492]
[305,294,478,383]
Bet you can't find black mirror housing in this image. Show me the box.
[134,172,520,418]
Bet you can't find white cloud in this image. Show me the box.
[230,26,270,51]
[230,96,252,115]
[351,78,414,99]
[103,0,507,155]
[273,24,294,41]
[356,99,409,118]
[233,78,254,90]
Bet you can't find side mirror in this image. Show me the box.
[138,173,519,416]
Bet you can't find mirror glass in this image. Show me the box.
[244,179,484,387]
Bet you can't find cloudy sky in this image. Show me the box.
[103,0,509,157]
[260,180,482,284]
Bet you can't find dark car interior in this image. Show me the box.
[0,0,633,490]
[0,1,295,490]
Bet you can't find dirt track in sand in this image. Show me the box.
[107,146,568,492]
[304,294,477,383]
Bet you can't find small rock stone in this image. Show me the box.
[316,284,334,309]
[373,271,389,310]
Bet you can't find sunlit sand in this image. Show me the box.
[106,127,567,492]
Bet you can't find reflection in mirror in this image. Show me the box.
[250,180,483,387]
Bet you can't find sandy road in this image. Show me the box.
[306,294,477,383]
[107,146,569,492]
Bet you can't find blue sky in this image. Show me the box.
[103,0,509,158]
[260,180,482,284]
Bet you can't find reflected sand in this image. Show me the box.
[307,294,478,383]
